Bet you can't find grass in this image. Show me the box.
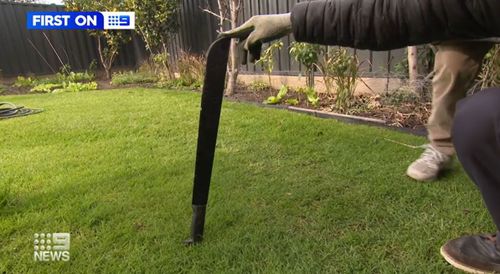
[0,88,493,273]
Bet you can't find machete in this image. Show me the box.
[185,37,231,245]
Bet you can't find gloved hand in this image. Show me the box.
[220,13,292,64]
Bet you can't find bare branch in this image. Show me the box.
[200,7,230,23]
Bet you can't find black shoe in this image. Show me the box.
[441,233,500,273]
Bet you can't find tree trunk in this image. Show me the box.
[105,68,111,80]
[407,46,419,92]
[226,40,239,96]
[225,0,240,96]
[202,0,241,95]
[96,37,112,80]
[162,43,175,80]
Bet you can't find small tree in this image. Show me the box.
[255,41,283,87]
[322,48,359,111]
[129,0,180,80]
[65,0,131,79]
[289,42,321,88]
[202,0,242,96]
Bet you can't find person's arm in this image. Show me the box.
[291,0,499,50]
[222,0,500,61]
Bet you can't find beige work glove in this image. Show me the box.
[220,13,292,64]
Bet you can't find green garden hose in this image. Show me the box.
[0,102,43,119]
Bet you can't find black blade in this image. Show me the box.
[186,37,231,245]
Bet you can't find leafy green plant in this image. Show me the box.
[290,42,321,88]
[264,85,289,105]
[298,87,319,107]
[14,70,95,91]
[111,71,158,86]
[53,82,98,93]
[14,76,36,88]
[30,81,97,94]
[57,71,95,83]
[30,83,63,93]
[285,98,299,106]
[249,81,270,92]
[256,41,283,86]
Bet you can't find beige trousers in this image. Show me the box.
[428,42,493,156]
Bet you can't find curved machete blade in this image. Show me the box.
[185,37,231,245]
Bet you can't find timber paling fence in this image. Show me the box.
[0,0,404,77]
[0,1,145,76]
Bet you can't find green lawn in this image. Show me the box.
[0,88,493,273]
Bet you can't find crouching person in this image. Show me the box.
[441,88,500,273]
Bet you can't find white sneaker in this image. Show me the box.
[406,144,452,181]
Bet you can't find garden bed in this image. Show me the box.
[230,85,431,131]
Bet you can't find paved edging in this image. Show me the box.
[287,106,386,124]
[282,105,426,136]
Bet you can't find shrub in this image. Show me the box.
[176,51,205,88]
[319,48,359,112]
[111,71,158,86]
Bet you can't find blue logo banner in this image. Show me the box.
[27,12,135,30]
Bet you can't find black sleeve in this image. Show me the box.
[291,0,500,51]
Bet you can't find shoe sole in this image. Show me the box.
[440,246,493,274]
[406,156,454,182]
[406,169,438,182]
[406,162,454,182]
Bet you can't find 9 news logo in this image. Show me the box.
[27,12,135,30]
[34,233,70,262]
